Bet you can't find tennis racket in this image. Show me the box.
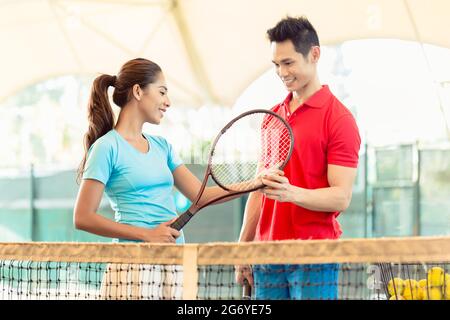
[170,109,294,231]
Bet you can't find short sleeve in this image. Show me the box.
[327,114,361,168]
[166,140,183,172]
[82,140,114,185]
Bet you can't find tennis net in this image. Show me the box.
[0,236,449,300]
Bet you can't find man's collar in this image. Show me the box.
[282,85,331,109]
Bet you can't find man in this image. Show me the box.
[236,16,361,300]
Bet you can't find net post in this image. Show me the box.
[182,244,199,300]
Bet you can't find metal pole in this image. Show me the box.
[364,143,368,238]
[30,163,36,241]
[415,142,421,236]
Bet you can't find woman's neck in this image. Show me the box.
[114,104,144,141]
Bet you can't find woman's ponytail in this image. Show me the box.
[76,74,116,184]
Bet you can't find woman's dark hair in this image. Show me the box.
[76,58,162,183]
[267,16,320,57]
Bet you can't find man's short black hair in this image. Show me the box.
[267,16,320,57]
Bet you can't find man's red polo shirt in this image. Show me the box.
[255,85,361,241]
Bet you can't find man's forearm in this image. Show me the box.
[239,192,262,242]
[239,213,259,242]
[292,186,351,212]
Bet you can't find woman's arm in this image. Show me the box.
[172,165,243,207]
[73,179,180,243]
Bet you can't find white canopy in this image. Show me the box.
[1,0,449,107]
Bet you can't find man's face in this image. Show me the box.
[271,40,319,93]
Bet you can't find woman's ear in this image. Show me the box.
[132,84,142,101]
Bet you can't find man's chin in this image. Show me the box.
[284,82,298,91]
[285,83,305,93]
[285,86,298,92]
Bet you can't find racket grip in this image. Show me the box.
[242,279,252,300]
[170,210,194,231]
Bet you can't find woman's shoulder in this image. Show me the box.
[89,130,118,153]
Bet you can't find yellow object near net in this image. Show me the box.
[0,236,449,300]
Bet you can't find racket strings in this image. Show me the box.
[210,112,292,192]
[260,124,291,169]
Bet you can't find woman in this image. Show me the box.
[73,58,232,299]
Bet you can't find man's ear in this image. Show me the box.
[310,46,321,63]
[132,84,142,101]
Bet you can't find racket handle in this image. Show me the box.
[242,279,252,300]
[170,210,194,231]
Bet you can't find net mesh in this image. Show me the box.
[210,111,292,191]
[0,237,449,300]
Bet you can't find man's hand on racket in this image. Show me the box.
[140,219,180,243]
[244,161,284,190]
[261,170,298,203]
[235,264,253,287]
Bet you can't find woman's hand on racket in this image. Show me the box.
[261,170,297,203]
[235,264,253,287]
[141,219,180,243]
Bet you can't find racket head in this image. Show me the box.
[207,109,294,193]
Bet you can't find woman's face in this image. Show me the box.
[139,72,171,125]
